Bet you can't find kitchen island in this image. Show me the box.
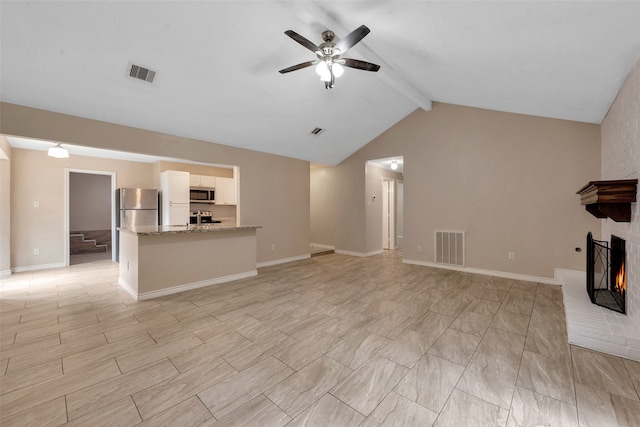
[118,224,261,300]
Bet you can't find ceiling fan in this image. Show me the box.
[279,25,380,89]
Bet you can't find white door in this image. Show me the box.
[382,179,396,250]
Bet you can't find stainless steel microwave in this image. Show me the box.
[189,187,215,203]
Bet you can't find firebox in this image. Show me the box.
[586,232,626,314]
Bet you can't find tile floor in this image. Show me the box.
[1,251,639,426]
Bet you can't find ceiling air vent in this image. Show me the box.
[129,63,157,83]
[310,127,324,135]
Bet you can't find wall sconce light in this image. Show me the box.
[390,161,398,170]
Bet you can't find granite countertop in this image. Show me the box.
[118,224,261,236]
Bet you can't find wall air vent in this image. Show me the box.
[129,63,157,83]
[435,230,465,267]
[310,127,324,135]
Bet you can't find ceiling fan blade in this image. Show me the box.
[342,58,380,72]
[284,30,321,54]
[334,25,370,54]
[279,61,317,74]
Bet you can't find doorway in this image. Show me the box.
[365,156,403,253]
[382,178,396,250]
[65,169,116,265]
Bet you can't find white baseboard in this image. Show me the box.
[12,262,67,273]
[119,270,258,301]
[402,258,561,285]
[118,278,138,300]
[257,254,310,268]
[310,243,335,250]
[335,249,384,257]
[0,269,11,279]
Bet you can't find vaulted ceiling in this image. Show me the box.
[2,1,639,165]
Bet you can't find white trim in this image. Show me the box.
[0,269,12,279]
[65,168,117,266]
[335,249,384,258]
[257,254,310,268]
[402,258,561,285]
[119,270,258,301]
[310,243,335,250]
[117,277,139,300]
[13,262,67,273]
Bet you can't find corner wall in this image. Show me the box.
[312,102,601,279]
[601,56,640,320]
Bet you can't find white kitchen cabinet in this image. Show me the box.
[189,174,216,188]
[215,177,236,205]
[161,170,190,225]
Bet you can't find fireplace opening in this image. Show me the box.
[586,232,626,314]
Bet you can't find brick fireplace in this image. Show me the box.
[561,56,640,362]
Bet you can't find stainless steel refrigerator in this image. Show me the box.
[115,188,158,262]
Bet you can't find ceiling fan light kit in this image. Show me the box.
[279,25,380,89]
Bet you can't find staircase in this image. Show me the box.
[70,230,110,255]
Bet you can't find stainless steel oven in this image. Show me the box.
[190,210,222,225]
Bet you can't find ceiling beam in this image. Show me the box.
[279,1,432,111]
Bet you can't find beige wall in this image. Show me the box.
[155,160,233,178]
[310,157,366,252]
[10,148,154,268]
[1,103,310,270]
[312,102,601,278]
[0,136,11,276]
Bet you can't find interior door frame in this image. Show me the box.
[64,168,117,266]
[382,177,396,250]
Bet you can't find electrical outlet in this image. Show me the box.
[417,245,422,253]
[33,248,40,255]
[271,243,276,251]
[508,251,515,260]
[33,201,39,208]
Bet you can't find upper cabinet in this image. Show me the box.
[190,174,216,188]
[216,177,237,205]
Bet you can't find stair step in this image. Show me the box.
[70,233,109,255]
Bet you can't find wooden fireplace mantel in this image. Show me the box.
[576,179,638,222]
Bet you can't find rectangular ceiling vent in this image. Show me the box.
[129,63,157,83]
[310,127,324,135]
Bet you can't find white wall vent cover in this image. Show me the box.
[128,63,157,83]
[435,230,465,266]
